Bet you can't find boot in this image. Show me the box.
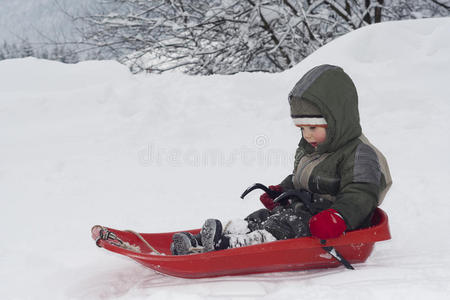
[200,219,224,252]
[170,232,202,255]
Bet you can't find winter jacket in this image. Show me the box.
[279,65,392,230]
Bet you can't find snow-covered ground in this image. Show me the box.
[1,17,450,299]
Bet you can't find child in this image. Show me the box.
[170,64,392,255]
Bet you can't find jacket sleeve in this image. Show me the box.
[331,143,381,230]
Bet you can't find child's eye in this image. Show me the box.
[309,127,316,130]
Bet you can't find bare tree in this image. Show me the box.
[74,0,449,74]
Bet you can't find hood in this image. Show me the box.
[288,65,361,153]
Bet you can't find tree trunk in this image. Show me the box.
[363,0,372,24]
[375,0,384,23]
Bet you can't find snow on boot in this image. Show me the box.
[223,219,250,235]
[227,230,277,248]
[200,219,223,252]
[171,232,202,255]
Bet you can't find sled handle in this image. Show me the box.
[273,190,315,214]
[240,183,280,199]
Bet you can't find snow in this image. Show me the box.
[1,17,450,299]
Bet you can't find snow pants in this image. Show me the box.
[244,199,334,240]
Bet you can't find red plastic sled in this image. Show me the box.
[91,208,390,278]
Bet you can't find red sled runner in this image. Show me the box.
[91,208,390,278]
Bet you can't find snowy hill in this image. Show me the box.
[1,17,450,299]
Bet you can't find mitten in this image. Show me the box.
[309,209,347,239]
[260,185,283,210]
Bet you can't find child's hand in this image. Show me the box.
[260,185,283,210]
[309,209,347,239]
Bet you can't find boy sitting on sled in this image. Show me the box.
[171,64,392,255]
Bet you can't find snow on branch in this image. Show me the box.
[65,0,449,74]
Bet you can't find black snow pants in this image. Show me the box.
[244,198,333,240]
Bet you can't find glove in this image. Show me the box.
[260,185,283,210]
[309,209,347,239]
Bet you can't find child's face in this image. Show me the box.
[300,126,327,148]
